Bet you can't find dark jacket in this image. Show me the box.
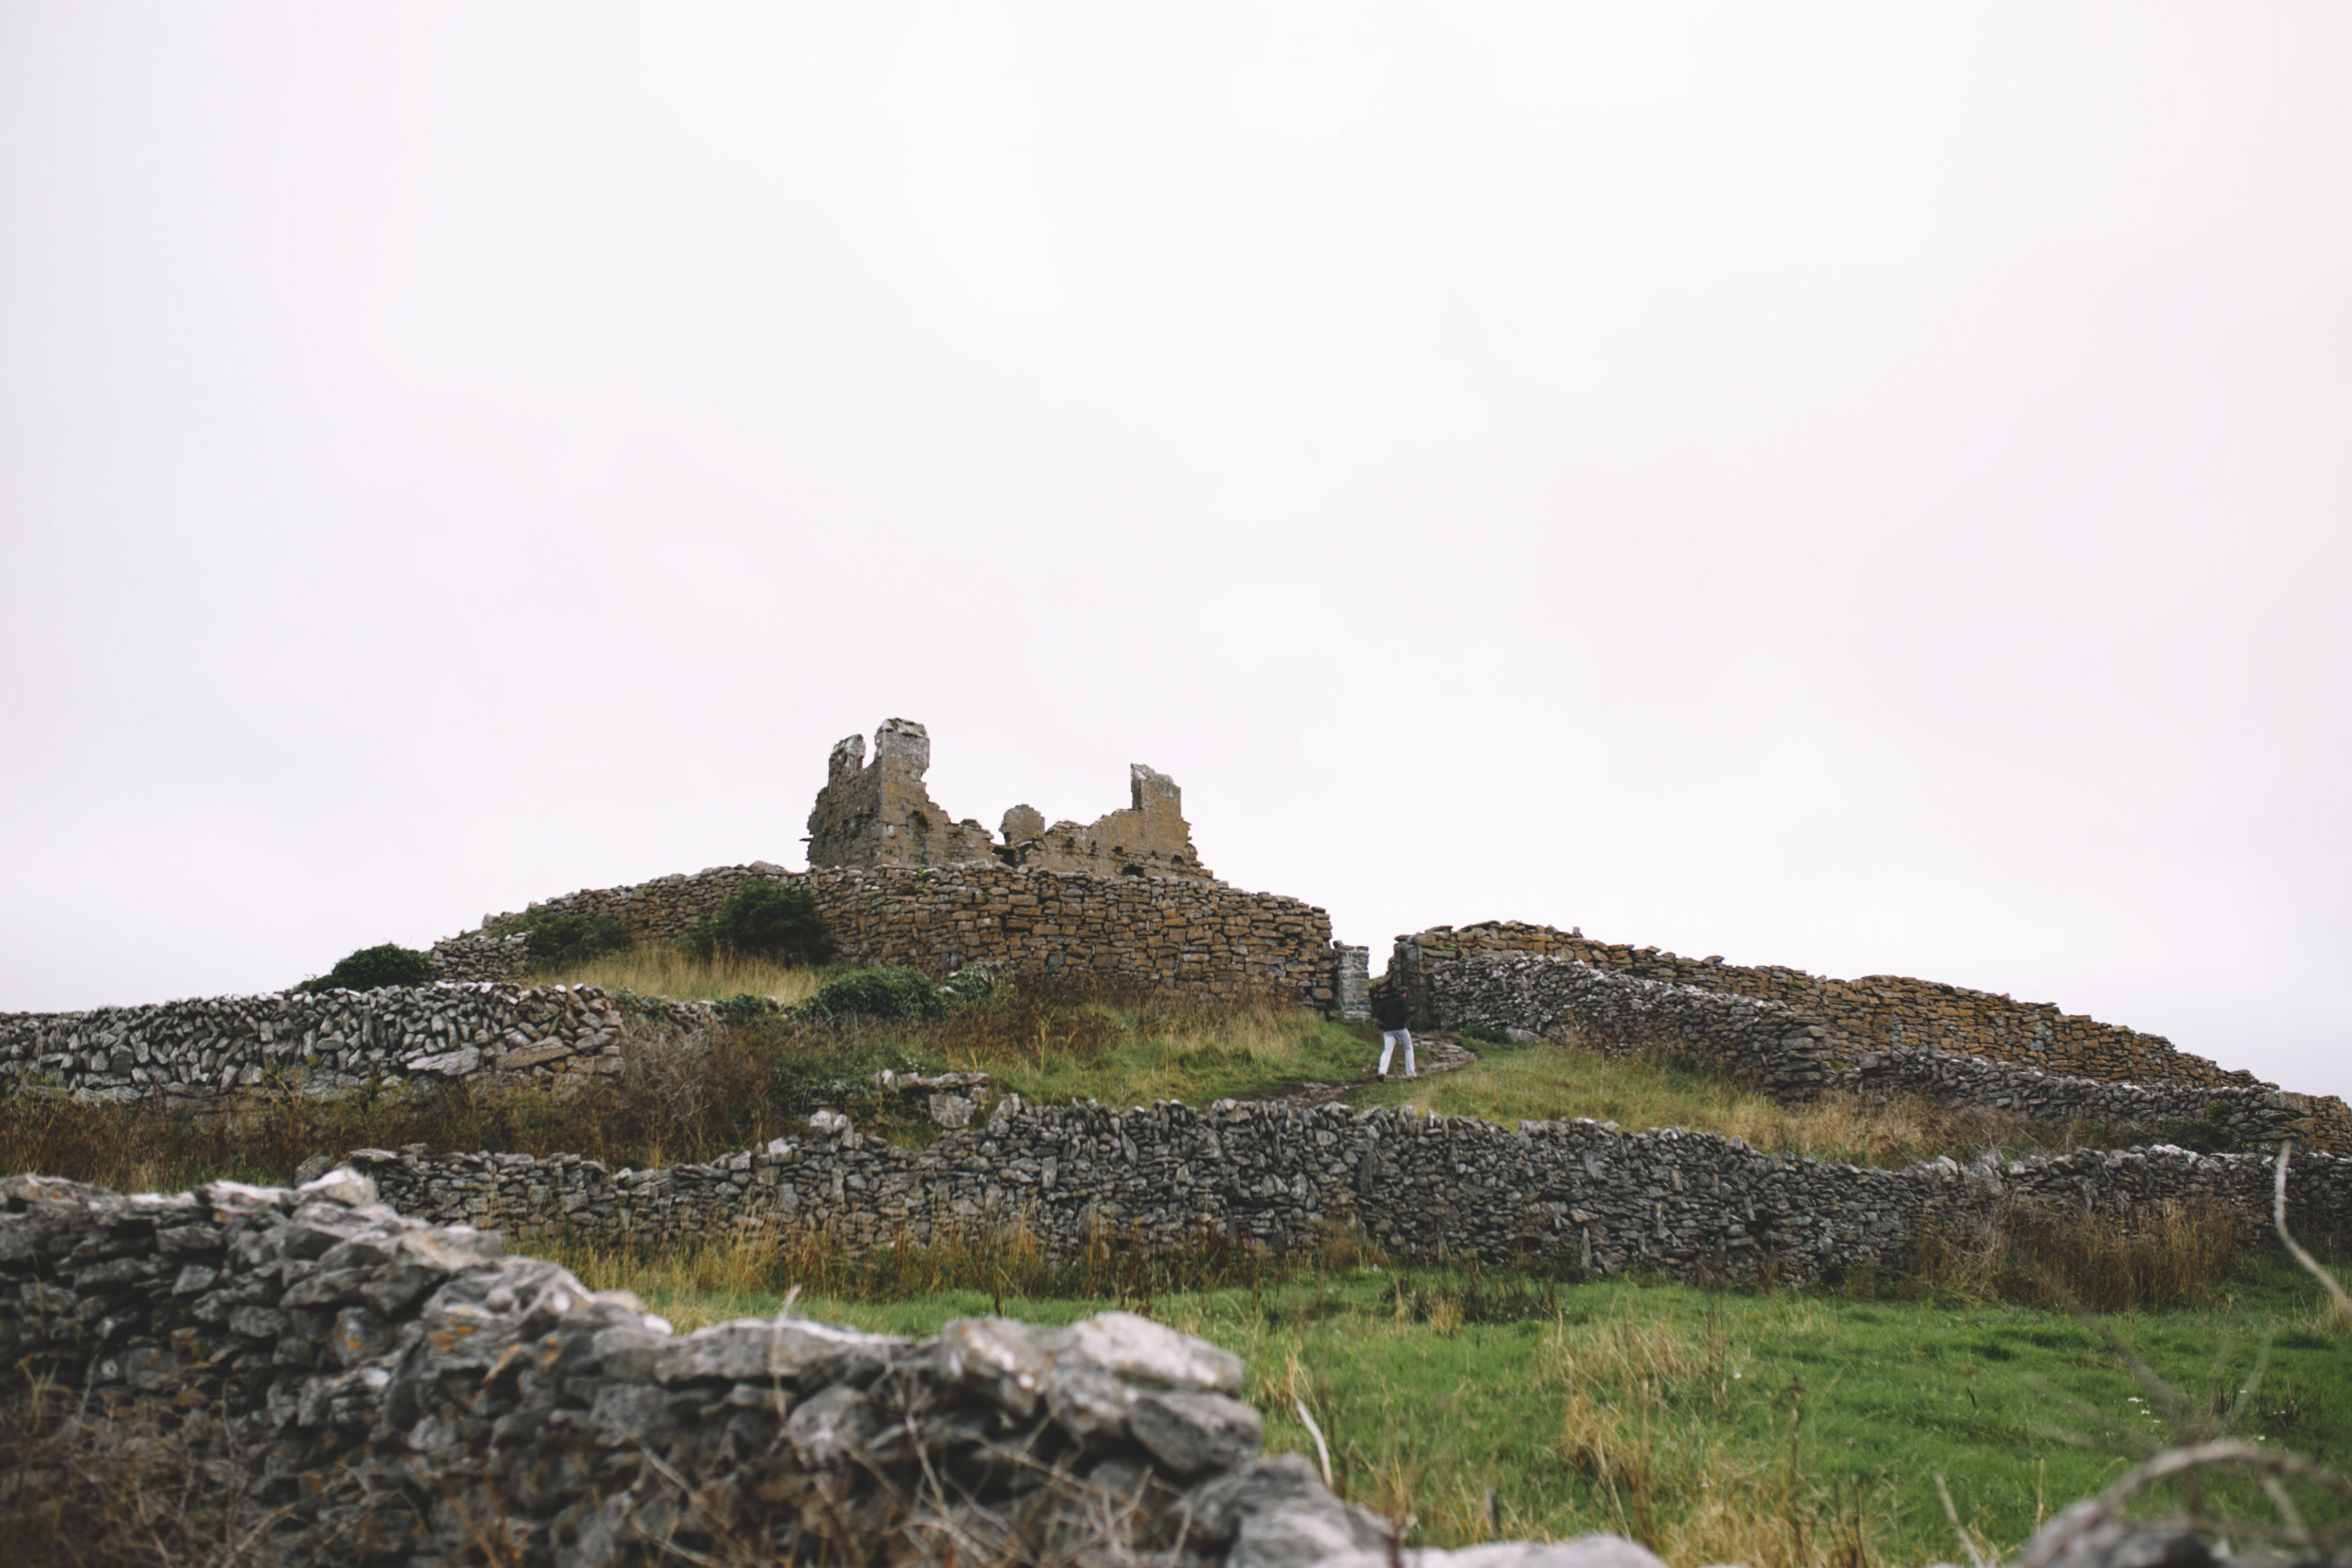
[1374,990,1409,1030]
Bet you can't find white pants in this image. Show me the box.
[1377,1028,1415,1077]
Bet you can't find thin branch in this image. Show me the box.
[1936,1474,1990,1568]
[1296,1399,1335,1490]
[2016,1440,2352,1568]
[2273,1145,2352,1324]
[2259,1475,2312,1551]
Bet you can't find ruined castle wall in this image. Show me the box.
[344,1102,2352,1284]
[806,719,998,871]
[805,719,1213,880]
[437,864,1349,1012]
[1394,925,2257,1090]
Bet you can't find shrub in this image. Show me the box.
[685,879,834,966]
[804,965,946,1023]
[297,942,434,993]
[2128,1101,2264,1155]
[938,963,1007,1006]
[713,992,771,1026]
[492,910,633,974]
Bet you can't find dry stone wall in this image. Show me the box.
[0,1169,1435,1568]
[0,984,717,1105]
[1409,950,2339,1150]
[1395,929,2352,1154]
[437,863,1355,1013]
[1410,951,1840,1099]
[1836,1046,2310,1147]
[342,1100,2352,1284]
[1394,924,2253,1088]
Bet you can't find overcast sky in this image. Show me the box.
[5,3,2348,1099]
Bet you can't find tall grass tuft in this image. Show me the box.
[1912,1197,2246,1312]
[546,1215,1299,1330]
[1539,1304,1879,1568]
[533,943,834,1004]
[0,1022,793,1192]
[1359,1037,2033,1168]
[0,1371,342,1567]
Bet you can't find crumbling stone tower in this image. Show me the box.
[805,719,998,869]
[805,718,1215,879]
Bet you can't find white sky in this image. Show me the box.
[4,3,2348,1099]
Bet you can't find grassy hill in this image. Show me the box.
[5,948,2348,1566]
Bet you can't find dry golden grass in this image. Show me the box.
[1535,1304,1877,1568]
[542,1213,1293,1332]
[937,995,1369,1106]
[532,944,833,1004]
[0,1024,787,1193]
[1912,1196,2247,1312]
[0,1372,343,1567]
[1359,1040,2026,1167]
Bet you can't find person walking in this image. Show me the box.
[1374,987,1415,1079]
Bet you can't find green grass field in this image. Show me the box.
[548,1245,2350,1568]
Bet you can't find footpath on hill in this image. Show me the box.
[1233,1033,1480,1110]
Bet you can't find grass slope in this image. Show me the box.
[3,952,2201,1192]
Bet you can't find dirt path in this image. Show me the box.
[1231,1033,1479,1111]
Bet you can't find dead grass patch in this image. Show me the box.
[0,1372,343,1567]
[1913,1197,2248,1313]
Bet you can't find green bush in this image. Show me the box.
[938,964,1006,1006]
[2125,1101,2262,1155]
[685,879,834,965]
[298,943,435,994]
[492,910,633,974]
[1458,1023,1518,1048]
[713,992,771,1027]
[804,965,945,1022]
[754,1023,926,1118]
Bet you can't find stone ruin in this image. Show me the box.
[806,718,1213,880]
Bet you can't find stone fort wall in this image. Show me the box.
[1394,922,2255,1087]
[434,863,1365,1015]
[0,982,675,1105]
[1412,949,2348,1153]
[344,1100,2352,1284]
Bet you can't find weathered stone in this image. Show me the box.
[1187,1454,1394,1567]
[1130,1389,1263,1474]
[1066,1310,1246,1394]
[1318,1537,1671,1568]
